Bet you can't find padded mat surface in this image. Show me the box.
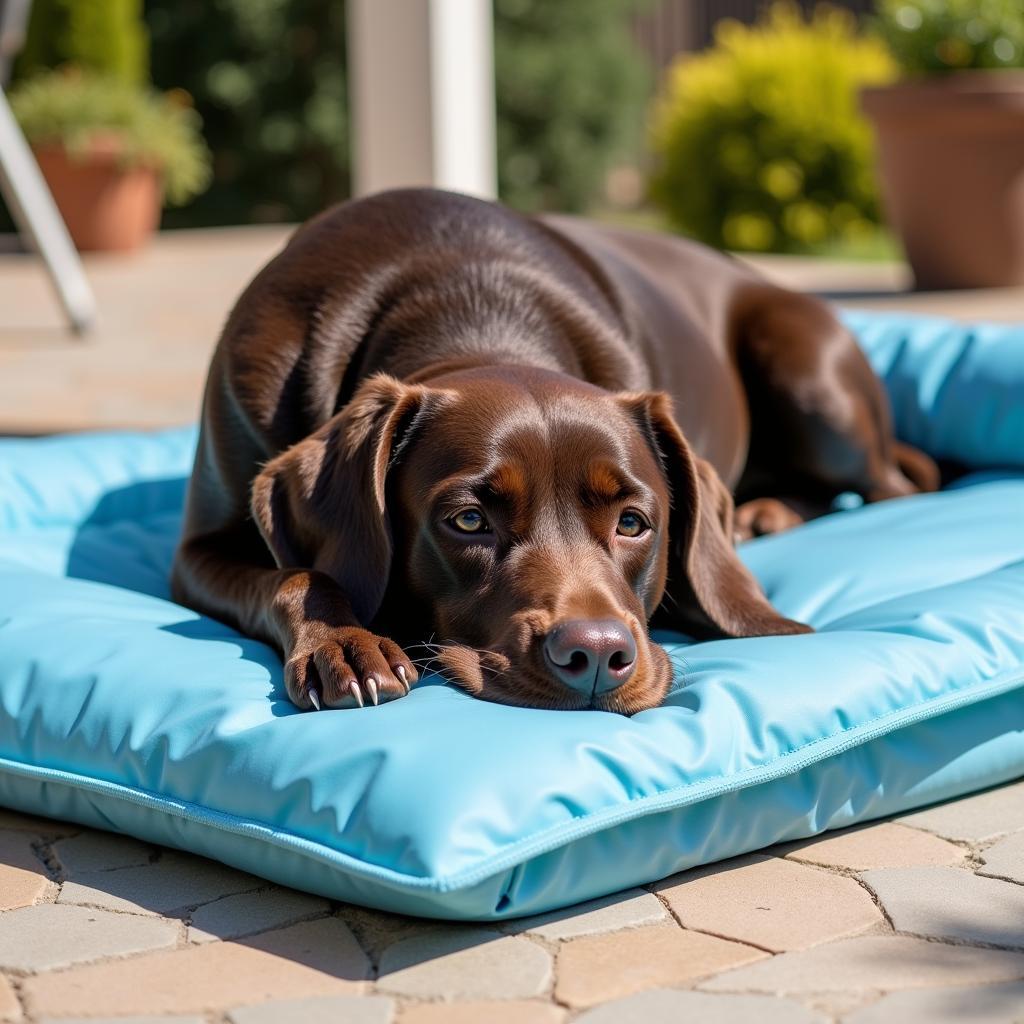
[0,311,1021,920]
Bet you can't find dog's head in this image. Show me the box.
[251,367,807,714]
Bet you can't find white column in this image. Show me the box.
[347,0,497,200]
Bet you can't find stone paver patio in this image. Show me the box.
[0,782,1021,1022]
[1,226,1022,435]
[0,227,1022,1018]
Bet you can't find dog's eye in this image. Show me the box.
[451,507,489,534]
[616,510,649,538]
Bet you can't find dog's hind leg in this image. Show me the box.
[731,287,938,539]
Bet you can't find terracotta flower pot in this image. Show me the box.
[861,72,1024,290]
[32,137,162,253]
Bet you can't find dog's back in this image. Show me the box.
[172,188,935,714]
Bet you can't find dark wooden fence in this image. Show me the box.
[634,0,878,78]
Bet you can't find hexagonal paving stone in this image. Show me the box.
[503,887,667,941]
[700,935,1024,994]
[656,854,882,952]
[979,831,1024,886]
[843,980,1024,1023]
[58,851,262,915]
[401,1002,566,1024]
[897,782,1024,843]
[188,887,330,943]
[0,831,49,910]
[338,905,443,961]
[54,831,154,875]
[377,927,552,1000]
[555,925,766,1008]
[862,867,1024,948]
[0,903,178,971]
[22,918,369,1017]
[227,995,394,1024]
[779,822,966,871]
[575,989,827,1023]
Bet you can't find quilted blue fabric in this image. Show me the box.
[0,310,1021,920]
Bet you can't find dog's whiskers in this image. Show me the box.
[408,638,510,682]
[409,656,442,671]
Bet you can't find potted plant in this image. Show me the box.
[862,0,1024,289]
[10,69,211,251]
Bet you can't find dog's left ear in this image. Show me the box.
[621,391,811,640]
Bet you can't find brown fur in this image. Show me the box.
[171,189,937,714]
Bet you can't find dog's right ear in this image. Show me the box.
[250,375,449,624]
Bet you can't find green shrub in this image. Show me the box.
[16,0,148,86]
[10,69,211,206]
[494,0,651,213]
[648,2,896,254]
[874,0,1024,75]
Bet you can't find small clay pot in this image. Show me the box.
[32,137,162,252]
[862,72,1024,290]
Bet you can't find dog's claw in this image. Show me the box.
[308,688,321,712]
[396,665,410,694]
[365,675,379,706]
[349,680,364,708]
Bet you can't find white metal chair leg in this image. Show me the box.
[0,87,95,333]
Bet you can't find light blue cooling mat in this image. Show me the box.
[0,310,1021,919]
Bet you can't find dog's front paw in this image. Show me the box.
[284,626,418,711]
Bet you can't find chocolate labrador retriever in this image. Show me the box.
[171,188,937,715]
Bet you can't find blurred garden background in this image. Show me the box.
[2,0,1023,434]
[4,0,1021,263]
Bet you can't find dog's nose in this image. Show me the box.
[543,619,637,696]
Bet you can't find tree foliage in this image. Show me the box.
[493,0,651,213]
[146,0,651,224]
[16,0,148,86]
[145,0,349,227]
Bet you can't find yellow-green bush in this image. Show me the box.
[649,3,896,254]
